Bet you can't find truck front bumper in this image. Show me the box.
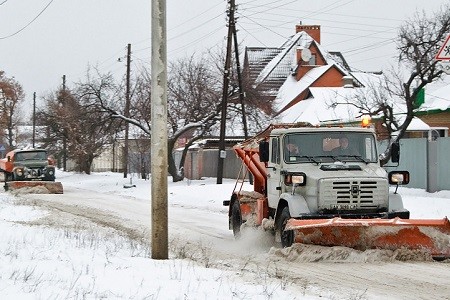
[297,210,410,220]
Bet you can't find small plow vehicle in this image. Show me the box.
[0,149,63,194]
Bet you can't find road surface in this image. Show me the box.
[19,182,450,300]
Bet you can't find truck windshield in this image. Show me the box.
[284,132,378,164]
[15,151,48,161]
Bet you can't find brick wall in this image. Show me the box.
[418,111,450,130]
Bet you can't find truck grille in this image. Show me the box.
[319,178,388,210]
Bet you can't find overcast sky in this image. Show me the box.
[0,0,448,116]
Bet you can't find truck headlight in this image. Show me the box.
[15,168,24,177]
[284,172,307,186]
[46,167,55,177]
[388,171,410,185]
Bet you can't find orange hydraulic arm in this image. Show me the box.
[234,146,267,194]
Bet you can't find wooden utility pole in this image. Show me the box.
[232,13,249,140]
[151,0,168,259]
[232,14,252,184]
[62,75,67,171]
[217,0,235,184]
[32,92,36,148]
[123,43,131,178]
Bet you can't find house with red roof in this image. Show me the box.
[243,23,448,140]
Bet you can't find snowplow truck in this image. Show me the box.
[0,149,63,194]
[224,123,450,259]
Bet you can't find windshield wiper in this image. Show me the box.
[314,155,340,162]
[336,155,369,164]
[291,155,320,165]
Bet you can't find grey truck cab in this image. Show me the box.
[259,127,410,239]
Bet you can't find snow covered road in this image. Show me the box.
[18,173,450,299]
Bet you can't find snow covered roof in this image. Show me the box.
[278,87,365,125]
[278,86,431,131]
[404,117,431,130]
[419,83,450,112]
[254,32,312,85]
[349,71,383,87]
[274,65,334,112]
[245,47,283,83]
[245,26,354,100]
[311,40,350,74]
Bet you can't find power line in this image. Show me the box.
[238,18,396,39]
[240,15,288,40]
[237,23,269,47]
[241,2,405,23]
[169,26,225,55]
[169,1,224,32]
[168,13,223,42]
[0,0,55,40]
[240,13,398,30]
[301,0,357,20]
[239,0,298,19]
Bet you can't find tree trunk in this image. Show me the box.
[168,152,183,182]
[79,154,93,175]
[167,138,183,182]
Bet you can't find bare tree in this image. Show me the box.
[207,44,275,136]
[0,71,25,150]
[80,57,222,182]
[38,83,121,174]
[335,5,450,165]
[79,46,272,181]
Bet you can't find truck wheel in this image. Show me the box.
[231,201,242,239]
[279,206,294,248]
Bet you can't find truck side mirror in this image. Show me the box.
[391,142,400,163]
[259,141,269,162]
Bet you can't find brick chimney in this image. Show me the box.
[296,24,321,43]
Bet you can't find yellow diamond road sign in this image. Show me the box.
[436,34,450,60]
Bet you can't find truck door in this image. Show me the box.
[267,136,282,208]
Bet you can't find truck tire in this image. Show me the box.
[231,201,242,239]
[279,206,294,248]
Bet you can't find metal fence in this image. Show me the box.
[378,137,449,192]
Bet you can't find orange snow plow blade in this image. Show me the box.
[286,217,450,259]
[5,181,64,194]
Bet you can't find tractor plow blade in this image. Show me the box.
[286,217,450,259]
[5,181,64,194]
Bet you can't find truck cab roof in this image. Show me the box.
[270,126,375,136]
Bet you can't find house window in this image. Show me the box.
[429,129,448,140]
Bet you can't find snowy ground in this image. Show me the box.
[0,171,449,299]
